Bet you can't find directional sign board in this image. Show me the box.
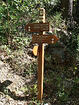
[32,35,59,44]
[25,23,49,32]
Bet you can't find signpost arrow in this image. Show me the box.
[32,34,59,44]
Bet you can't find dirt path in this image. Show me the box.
[0,60,30,105]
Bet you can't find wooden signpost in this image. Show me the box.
[25,8,59,101]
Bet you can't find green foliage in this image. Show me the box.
[12,36,31,49]
[0,45,11,54]
[0,0,61,45]
[0,0,38,45]
[26,62,37,77]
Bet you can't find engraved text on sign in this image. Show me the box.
[25,23,49,32]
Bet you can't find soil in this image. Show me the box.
[0,49,37,105]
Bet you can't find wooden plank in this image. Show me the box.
[37,8,45,102]
[38,43,44,101]
[25,23,49,32]
[32,35,59,44]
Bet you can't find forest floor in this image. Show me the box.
[0,47,40,105]
[0,60,28,105]
[0,45,79,105]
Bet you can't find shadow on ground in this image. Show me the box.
[0,80,29,101]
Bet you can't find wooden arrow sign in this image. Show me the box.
[25,23,49,32]
[32,35,59,44]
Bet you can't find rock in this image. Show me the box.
[0,61,4,67]
[0,102,3,105]
[0,55,5,60]
[44,103,51,105]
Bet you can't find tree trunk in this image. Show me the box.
[61,0,74,29]
[61,0,69,18]
[75,0,79,23]
[61,0,73,19]
[68,0,73,17]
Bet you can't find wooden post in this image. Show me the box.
[38,8,45,101]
